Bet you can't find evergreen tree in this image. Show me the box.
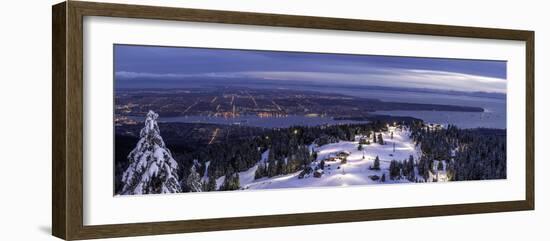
[267,150,277,177]
[312,151,318,161]
[371,156,381,170]
[381,173,386,182]
[405,155,416,181]
[446,160,456,181]
[254,162,267,179]
[186,164,203,192]
[220,172,240,191]
[276,159,286,175]
[389,160,401,180]
[319,160,325,170]
[378,133,384,145]
[120,110,181,195]
[437,161,444,171]
[205,174,217,191]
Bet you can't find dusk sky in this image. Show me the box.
[114,44,507,93]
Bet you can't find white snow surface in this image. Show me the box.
[201,161,211,182]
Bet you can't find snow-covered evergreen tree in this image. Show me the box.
[220,172,240,191]
[205,174,217,191]
[120,110,181,195]
[186,163,203,192]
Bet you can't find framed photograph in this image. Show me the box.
[52,1,534,240]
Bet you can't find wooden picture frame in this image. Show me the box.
[52,1,534,240]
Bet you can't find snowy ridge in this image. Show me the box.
[229,126,446,191]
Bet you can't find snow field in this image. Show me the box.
[232,126,438,190]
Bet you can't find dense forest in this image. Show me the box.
[410,123,506,181]
[379,123,506,183]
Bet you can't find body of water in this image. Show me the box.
[308,87,506,129]
[127,88,506,129]
[132,115,370,129]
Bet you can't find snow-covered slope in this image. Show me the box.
[216,150,270,189]
[235,126,435,191]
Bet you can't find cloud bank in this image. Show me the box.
[116,67,506,94]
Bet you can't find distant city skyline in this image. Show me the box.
[115,44,507,94]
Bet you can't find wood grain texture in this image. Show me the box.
[525,32,535,210]
[72,1,533,40]
[52,2,67,239]
[51,1,535,240]
[66,1,85,240]
[74,201,530,240]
